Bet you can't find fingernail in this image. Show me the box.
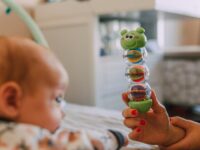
[139,120,146,126]
[131,110,138,116]
[136,128,141,133]
[122,93,129,101]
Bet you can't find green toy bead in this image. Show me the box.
[128,99,152,113]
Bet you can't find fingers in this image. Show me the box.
[160,117,194,150]
[122,108,146,128]
[122,90,166,115]
[160,137,190,150]
[122,92,130,105]
[122,90,166,114]
[123,136,129,146]
[124,118,140,128]
[151,90,166,114]
[170,116,192,129]
[122,108,138,118]
[128,127,142,141]
[91,139,104,150]
[124,118,146,128]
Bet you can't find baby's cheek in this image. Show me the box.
[47,105,63,131]
[52,106,63,121]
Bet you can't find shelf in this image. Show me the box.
[163,46,200,59]
[90,0,155,15]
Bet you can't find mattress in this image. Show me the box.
[61,103,159,150]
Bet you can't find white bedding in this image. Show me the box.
[62,103,159,150]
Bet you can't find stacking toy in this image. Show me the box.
[120,27,152,113]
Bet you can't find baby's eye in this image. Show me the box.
[55,97,62,103]
[54,96,67,112]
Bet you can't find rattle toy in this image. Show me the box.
[120,27,152,113]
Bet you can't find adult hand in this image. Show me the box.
[161,116,200,150]
[122,91,185,146]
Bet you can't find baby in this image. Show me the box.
[0,36,127,150]
[122,91,200,149]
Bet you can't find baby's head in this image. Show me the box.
[0,37,68,132]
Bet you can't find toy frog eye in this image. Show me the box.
[126,35,129,38]
[129,35,133,39]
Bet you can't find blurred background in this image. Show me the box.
[0,0,200,121]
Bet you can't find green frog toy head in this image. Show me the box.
[120,27,147,50]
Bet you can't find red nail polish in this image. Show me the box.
[140,120,146,126]
[131,110,138,116]
[122,93,129,101]
[136,128,141,133]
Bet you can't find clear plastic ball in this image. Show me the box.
[127,83,151,101]
[123,47,147,65]
[125,64,150,83]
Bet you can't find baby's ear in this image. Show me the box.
[136,27,145,34]
[121,29,128,36]
[0,82,22,118]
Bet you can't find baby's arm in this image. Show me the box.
[0,122,127,150]
[55,128,127,150]
[122,90,185,146]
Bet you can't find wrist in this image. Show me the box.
[162,125,186,147]
[108,129,126,150]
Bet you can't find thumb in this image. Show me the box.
[170,116,191,129]
[151,90,166,114]
[122,92,130,106]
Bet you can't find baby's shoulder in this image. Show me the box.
[0,121,51,149]
[0,122,95,150]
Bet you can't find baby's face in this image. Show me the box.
[18,64,68,132]
[15,48,68,132]
[0,37,68,132]
[19,64,67,131]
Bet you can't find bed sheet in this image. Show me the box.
[61,103,159,150]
